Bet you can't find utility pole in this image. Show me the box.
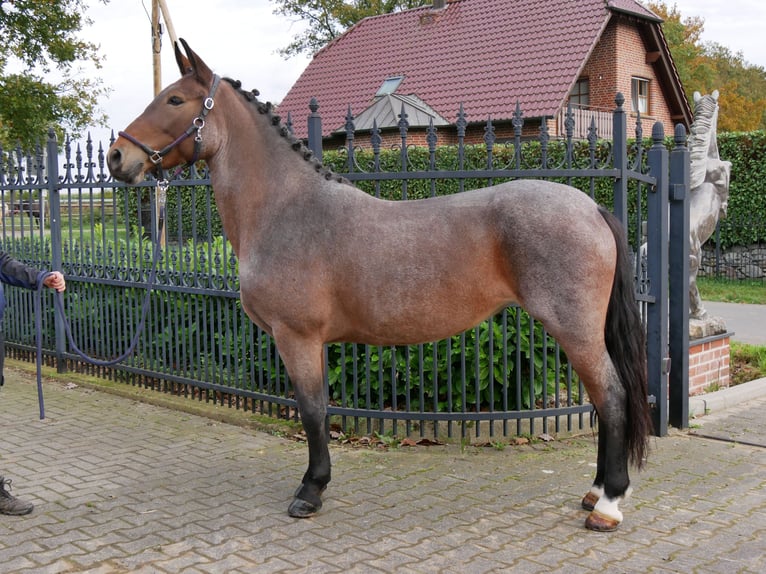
[151,0,162,96]
[158,0,179,46]
[151,1,179,96]
[150,0,171,248]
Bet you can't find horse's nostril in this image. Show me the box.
[108,148,122,170]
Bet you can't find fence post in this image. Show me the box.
[646,122,669,436]
[668,124,690,428]
[45,129,66,373]
[612,93,628,225]
[307,97,323,163]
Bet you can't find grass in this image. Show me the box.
[697,276,766,385]
[696,276,766,304]
[730,342,766,385]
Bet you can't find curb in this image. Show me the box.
[689,376,766,417]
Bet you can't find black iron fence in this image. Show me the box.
[0,94,690,439]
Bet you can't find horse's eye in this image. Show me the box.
[168,95,184,106]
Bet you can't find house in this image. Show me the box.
[277,0,692,149]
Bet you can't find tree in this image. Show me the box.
[649,1,766,131]
[0,0,109,149]
[272,0,428,58]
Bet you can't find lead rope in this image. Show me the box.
[34,182,168,419]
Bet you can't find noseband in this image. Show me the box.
[118,73,222,183]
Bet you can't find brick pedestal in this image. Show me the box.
[688,333,730,396]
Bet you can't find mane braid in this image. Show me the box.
[222,77,349,184]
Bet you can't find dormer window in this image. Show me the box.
[376,76,404,96]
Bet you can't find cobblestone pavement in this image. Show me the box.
[1,366,764,574]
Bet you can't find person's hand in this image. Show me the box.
[43,271,66,292]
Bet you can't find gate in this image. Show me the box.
[0,94,690,439]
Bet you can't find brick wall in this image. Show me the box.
[689,335,731,395]
[580,16,675,136]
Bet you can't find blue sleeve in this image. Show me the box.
[0,251,43,289]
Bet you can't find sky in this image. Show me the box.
[75,0,765,146]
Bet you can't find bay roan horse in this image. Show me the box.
[107,40,651,532]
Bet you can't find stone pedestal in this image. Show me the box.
[689,315,727,339]
[688,331,731,396]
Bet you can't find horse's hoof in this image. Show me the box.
[288,496,322,518]
[584,510,621,532]
[581,491,600,511]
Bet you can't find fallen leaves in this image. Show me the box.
[289,425,556,451]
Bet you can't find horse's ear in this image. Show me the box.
[174,40,192,75]
[176,38,213,85]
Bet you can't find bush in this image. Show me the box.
[715,131,766,248]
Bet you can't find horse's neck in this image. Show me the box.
[206,106,316,255]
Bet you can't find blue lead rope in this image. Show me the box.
[34,197,167,420]
[34,277,46,419]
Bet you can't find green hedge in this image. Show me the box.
[323,131,766,249]
[716,131,766,248]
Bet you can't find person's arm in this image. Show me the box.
[0,251,39,289]
[0,252,65,292]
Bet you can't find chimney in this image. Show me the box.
[421,0,447,25]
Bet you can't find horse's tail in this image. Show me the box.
[599,207,652,469]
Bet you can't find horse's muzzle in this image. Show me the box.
[107,145,146,184]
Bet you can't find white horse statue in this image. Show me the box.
[688,91,731,321]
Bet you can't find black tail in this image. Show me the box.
[599,207,652,468]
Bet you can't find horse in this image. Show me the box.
[107,39,651,532]
[688,91,732,319]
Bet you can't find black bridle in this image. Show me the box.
[118,73,222,185]
[32,75,223,420]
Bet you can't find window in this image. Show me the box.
[569,78,590,107]
[375,76,404,96]
[631,77,649,114]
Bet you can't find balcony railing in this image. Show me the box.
[556,105,613,140]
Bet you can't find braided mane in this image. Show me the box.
[222,77,349,185]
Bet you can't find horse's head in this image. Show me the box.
[108,39,220,184]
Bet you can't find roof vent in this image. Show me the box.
[433,0,446,9]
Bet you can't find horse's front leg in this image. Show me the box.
[274,332,331,518]
[689,235,707,319]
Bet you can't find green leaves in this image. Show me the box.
[325,309,571,413]
[716,131,766,248]
[0,0,108,148]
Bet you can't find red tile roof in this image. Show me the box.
[278,0,663,138]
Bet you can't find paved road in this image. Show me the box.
[703,301,766,345]
[1,364,765,573]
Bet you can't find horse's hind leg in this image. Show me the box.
[540,304,634,530]
[273,331,331,518]
[581,427,606,512]
[575,355,632,531]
